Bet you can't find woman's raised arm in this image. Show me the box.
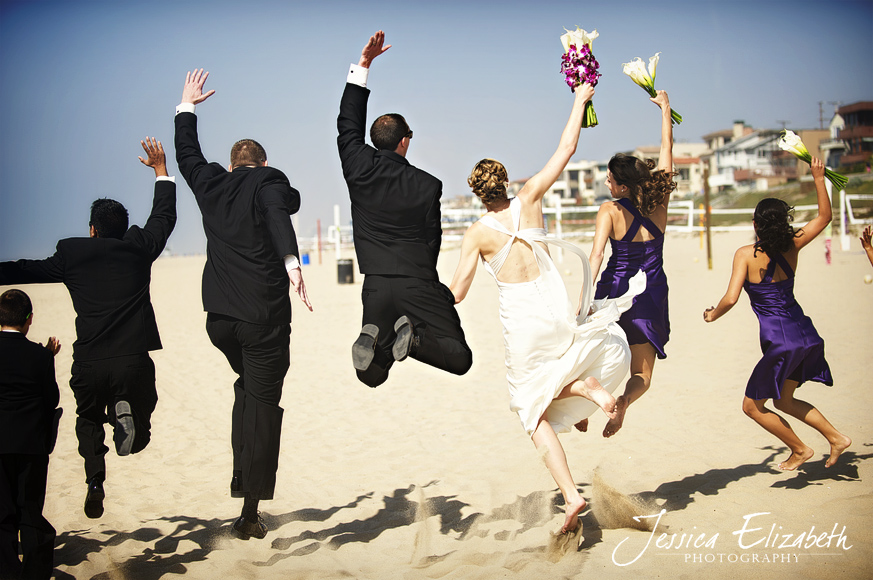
[517,84,595,204]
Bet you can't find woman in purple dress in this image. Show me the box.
[588,91,676,437]
[703,158,851,471]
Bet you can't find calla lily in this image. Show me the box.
[621,52,683,125]
[647,52,659,83]
[560,27,598,53]
[622,57,652,89]
[559,27,601,127]
[778,130,810,159]
[778,130,848,191]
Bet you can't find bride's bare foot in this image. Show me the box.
[602,395,627,438]
[825,435,852,468]
[574,418,589,432]
[580,378,616,420]
[778,446,814,471]
[562,497,586,534]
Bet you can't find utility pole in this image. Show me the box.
[703,168,712,270]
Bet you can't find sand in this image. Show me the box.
[8,229,872,579]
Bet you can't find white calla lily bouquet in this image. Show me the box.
[622,53,683,125]
[559,27,600,127]
[778,130,847,190]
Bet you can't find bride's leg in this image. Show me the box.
[556,377,617,419]
[531,417,585,534]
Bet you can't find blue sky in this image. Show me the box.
[1,0,871,259]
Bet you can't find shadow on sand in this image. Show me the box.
[52,446,869,578]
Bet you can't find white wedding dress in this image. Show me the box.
[478,198,646,435]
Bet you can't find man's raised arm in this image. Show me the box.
[174,69,217,189]
[337,31,391,169]
[136,137,177,260]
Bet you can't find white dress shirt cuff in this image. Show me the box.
[347,64,369,88]
[284,255,300,272]
[156,176,175,183]
[175,102,196,116]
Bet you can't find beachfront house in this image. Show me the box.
[834,101,873,169]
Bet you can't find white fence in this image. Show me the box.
[303,192,872,255]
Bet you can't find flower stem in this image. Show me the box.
[582,100,598,128]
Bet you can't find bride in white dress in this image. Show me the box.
[449,83,644,535]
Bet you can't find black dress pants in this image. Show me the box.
[357,275,473,387]
[0,454,54,580]
[206,314,290,501]
[69,354,158,481]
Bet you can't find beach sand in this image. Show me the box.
[9,229,872,579]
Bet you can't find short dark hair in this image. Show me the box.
[370,114,409,151]
[230,139,267,168]
[90,198,129,239]
[0,289,32,327]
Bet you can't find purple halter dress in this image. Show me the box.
[594,197,670,358]
[743,251,832,400]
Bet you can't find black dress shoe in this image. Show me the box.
[230,471,244,498]
[392,316,418,361]
[114,400,136,456]
[233,514,267,539]
[352,324,379,371]
[84,474,105,519]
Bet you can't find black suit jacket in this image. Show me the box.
[0,181,176,361]
[337,83,442,280]
[0,332,60,455]
[175,112,301,326]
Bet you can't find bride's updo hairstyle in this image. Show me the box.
[753,198,797,257]
[468,159,509,205]
[608,153,677,217]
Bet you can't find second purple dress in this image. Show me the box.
[743,251,832,400]
[594,197,670,359]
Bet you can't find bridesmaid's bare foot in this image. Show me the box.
[602,395,627,438]
[778,446,814,471]
[562,497,586,534]
[574,418,589,432]
[825,435,852,468]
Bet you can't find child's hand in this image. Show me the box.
[44,336,61,356]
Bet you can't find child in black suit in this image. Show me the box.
[0,289,61,579]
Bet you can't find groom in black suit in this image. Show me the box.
[0,137,176,519]
[174,69,311,540]
[338,31,472,388]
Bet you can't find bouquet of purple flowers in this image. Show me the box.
[560,27,600,127]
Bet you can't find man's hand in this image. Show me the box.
[289,267,313,311]
[138,137,168,177]
[359,30,391,68]
[181,69,215,105]
[44,336,61,356]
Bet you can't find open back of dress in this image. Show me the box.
[476,198,645,435]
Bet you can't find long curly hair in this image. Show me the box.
[608,154,677,216]
[753,198,798,257]
[468,159,509,205]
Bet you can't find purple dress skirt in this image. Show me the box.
[743,251,832,400]
[594,197,670,359]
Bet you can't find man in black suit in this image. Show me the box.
[0,289,61,580]
[338,31,472,388]
[174,69,311,540]
[0,137,174,520]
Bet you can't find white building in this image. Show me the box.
[709,129,787,191]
